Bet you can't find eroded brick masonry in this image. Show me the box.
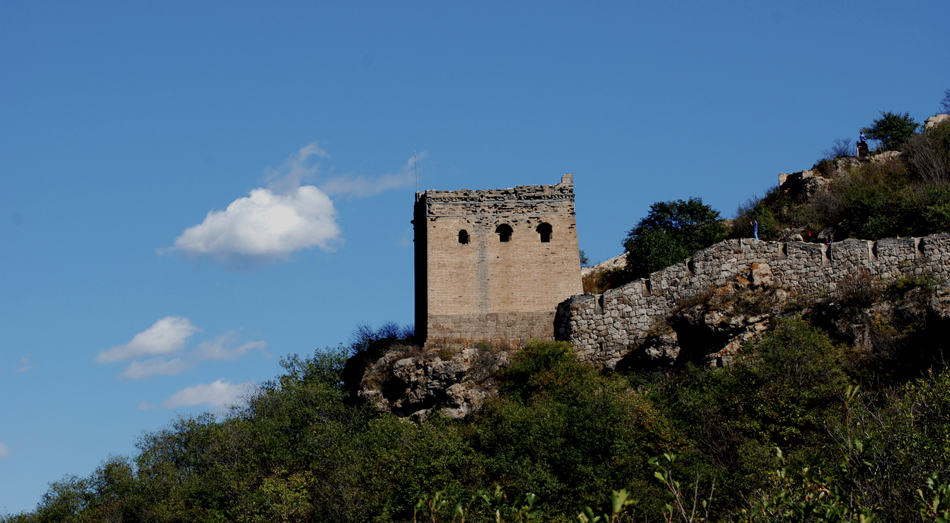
[414,174,583,345]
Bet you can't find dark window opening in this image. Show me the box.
[458,230,470,244]
[496,224,513,242]
[537,222,553,243]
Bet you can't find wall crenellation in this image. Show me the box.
[556,234,950,365]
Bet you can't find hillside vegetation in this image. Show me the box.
[731,134,950,245]
[6,313,950,522]
[6,107,950,523]
[585,112,950,294]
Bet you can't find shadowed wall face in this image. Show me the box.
[414,174,582,345]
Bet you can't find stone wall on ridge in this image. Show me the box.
[556,234,950,365]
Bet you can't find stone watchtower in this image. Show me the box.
[413,173,582,345]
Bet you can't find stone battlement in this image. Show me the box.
[555,234,950,365]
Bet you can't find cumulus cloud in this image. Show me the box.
[166,144,424,266]
[162,379,251,410]
[97,318,266,380]
[172,186,340,262]
[0,441,10,459]
[96,317,200,363]
[168,143,341,264]
[320,152,426,197]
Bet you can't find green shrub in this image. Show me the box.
[624,198,727,278]
[478,340,677,518]
[732,319,850,448]
[848,369,950,520]
[731,187,824,242]
[861,111,920,151]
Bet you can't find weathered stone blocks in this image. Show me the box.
[415,174,582,345]
[556,233,950,365]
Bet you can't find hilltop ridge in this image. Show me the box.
[355,117,950,421]
[8,114,950,523]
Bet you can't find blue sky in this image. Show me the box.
[1,0,947,514]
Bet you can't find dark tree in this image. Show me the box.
[940,88,950,115]
[623,197,726,279]
[861,111,920,151]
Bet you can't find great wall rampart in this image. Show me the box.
[394,177,950,420]
[555,234,950,365]
[411,175,950,369]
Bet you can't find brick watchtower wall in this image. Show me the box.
[414,174,583,346]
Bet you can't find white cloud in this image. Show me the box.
[169,143,341,264]
[172,186,340,262]
[97,317,200,363]
[193,332,267,361]
[320,152,426,197]
[98,317,267,380]
[121,357,190,379]
[162,379,251,410]
[165,145,423,265]
[0,441,10,459]
[17,356,32,373]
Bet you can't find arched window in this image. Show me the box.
[495,224,513,242]
[458,230,470,244]
[537,222,553,243]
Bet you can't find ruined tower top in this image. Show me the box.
[413,173,582,346]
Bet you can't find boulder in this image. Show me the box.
[748,263,773,288]
[925,113,950,130]
[358,345,513,420]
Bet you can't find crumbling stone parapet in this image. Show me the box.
[555,234,950,366]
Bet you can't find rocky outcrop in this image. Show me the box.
[357,345,513,421]
[777,167,834,201]
[926,114,950,130]
[776,153,902,205]
[871,150,902,163]
[616,268,789,370]
[617,275,950,374]
[931,283,950,321]
[581,253,626,278]
[357,275,950,422]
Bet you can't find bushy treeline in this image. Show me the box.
[6,316,950,522]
